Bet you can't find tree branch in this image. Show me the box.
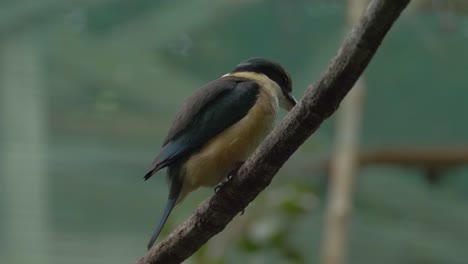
[136,0,411,263]
[313,146,468,171]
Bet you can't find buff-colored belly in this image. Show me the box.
[183,101,277,196]
[183,110,275,189]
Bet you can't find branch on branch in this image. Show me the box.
[136,0,411,263]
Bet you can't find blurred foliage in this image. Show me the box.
[1,0,468,264]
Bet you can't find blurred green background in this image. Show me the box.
[1,0,467,263]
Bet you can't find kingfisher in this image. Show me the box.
[144,57,297,249]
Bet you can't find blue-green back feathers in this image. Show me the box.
[144,76,260,180]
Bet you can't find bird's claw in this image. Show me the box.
[227,161,244,180]
[214,183,222,193]
[214,161,245,193]
[214,178,230,193]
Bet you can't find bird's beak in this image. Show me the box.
[285,92,298,111]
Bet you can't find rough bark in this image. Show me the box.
[136,0,411,263]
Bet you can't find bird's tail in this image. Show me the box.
[147,197,177,250]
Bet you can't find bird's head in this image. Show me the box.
[231,57,297,111]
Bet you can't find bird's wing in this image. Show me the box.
[144,76,260,180]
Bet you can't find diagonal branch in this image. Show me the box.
[136,0,411,263]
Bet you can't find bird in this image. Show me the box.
[143,57,297,249]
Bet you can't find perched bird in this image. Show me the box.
[144,57,297,249]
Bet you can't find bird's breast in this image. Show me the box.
[182,76,279,191]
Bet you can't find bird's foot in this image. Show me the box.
[227,161,245,181]
[214,182,224,193]
[214,161,245,193]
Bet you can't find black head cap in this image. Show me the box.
[231,57,296,108]
[231,57,292,93]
